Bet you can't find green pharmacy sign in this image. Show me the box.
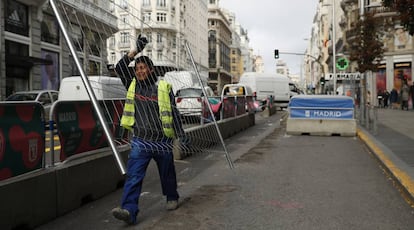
[336,57,349,70]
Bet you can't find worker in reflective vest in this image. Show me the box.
[111,35,185,225]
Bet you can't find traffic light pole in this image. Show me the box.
[278,51,325,90]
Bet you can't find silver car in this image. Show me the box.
[6,90,59,121]
[175,86,215,123]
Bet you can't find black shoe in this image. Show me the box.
[112,207,135,225]
[166,200,178,210]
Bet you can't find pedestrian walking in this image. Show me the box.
[377,90,384,108]
[409,83,414,109]
[383,90,390,108]
[401,81,410,110]
[390,88,399,109]
[111,35,188,225]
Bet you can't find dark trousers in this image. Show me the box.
[402,100,409,110]
[121,137,179,223]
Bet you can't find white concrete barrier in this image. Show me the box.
[286,95,356,136]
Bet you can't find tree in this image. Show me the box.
[382,0,414,35]
[348,12,385,73]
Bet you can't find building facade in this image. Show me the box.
[1,0,256,100]
[207,0,232,93]
[306,0,414,100]
[1,0,117,100]
[107,0,208,77]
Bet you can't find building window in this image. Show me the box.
[89,60,101,75]
[120,0,128,9]
[86,30,101,57]
[142,0,150,6]
[110,52,116,63]
[156,12,167,23]
[146,32,152,43]
[41,13,60,45]
[71,24,83,52]
[5,0,29,36]
[157,0,166,7]
[41,49,60,90]
[109,1,115,12]
[120,32,130,43]
[157,51,163,60]
[120,15,128,26]
[109,36,115,47]
[172,38,176,48]
[157,33,162,43]
[5,40,30,94]
[143,12,151,22]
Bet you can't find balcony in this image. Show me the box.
[154,42,164,50]
[118,41,130,49]
[61,0,118,36]
[17,0,47,6]
[366,5,398,18]
[142,4,152,11]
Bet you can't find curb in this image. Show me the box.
[357,126,414,207]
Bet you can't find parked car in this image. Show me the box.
[175,86,218,123]
[6,90,59,120]
[164,70,208,95]
[220,84,255,113]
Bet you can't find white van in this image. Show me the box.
[289,80,301,98]
[58,76,126,101]
[163,71,208,95]
[239,72,291,109]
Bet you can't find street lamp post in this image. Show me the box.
[332,0,337,95]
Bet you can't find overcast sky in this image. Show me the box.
[219,0,319,76]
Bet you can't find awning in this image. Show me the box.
[6,55,53,68]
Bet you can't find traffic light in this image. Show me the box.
[320,77,325,85]
[274,49,279,59]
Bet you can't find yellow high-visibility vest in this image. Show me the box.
[157,80,175,138]
[120,79,136,131]
[120,79,175,138]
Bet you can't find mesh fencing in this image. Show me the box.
[48,0,232,170]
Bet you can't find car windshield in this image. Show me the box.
[6,93,38,101]
[224,86,245,96]
[176,88,203,97]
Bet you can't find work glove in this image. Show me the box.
[136,34,148,53]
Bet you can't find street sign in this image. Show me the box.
[327,73,361,80]
[336,57,349,70]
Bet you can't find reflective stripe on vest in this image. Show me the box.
[120,78,136,130]
[158,80,175,138]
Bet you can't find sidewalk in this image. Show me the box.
[357,107,414,205]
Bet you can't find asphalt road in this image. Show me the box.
[36,111,414,230]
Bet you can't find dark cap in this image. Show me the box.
[135,55,154,69]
